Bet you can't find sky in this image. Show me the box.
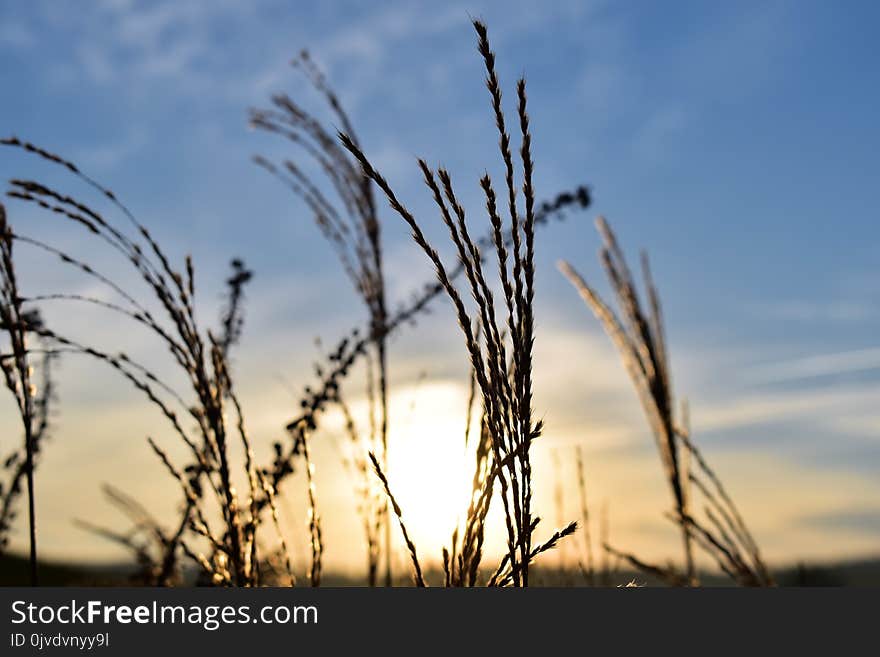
[0,0,878,577]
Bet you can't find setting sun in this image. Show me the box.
[342,380,488,564]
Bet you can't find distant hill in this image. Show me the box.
[3,552,879,586]
[0,553,139,586]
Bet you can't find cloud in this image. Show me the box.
[72,129,148,171]
[0,21,35,49]
[632,104,687,163]
[577,61,629,116]
[741,347,880,385]
[693,383,876,434]
[317,3,464,67]
[798,508,880,537]
[24,1,255,89]
[671,1,796,101]
[755,299,878,323]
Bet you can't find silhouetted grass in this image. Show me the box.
[560,217,773,586]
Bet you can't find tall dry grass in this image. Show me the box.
[0,202,44,584]
[0,137,299,586]
[559,217,773,586]
[0,331,54,565]
[340,19,579,587]
[250,53,394,585]
[248,36,589,586]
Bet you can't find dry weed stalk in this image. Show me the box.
[559,217,773,586]
[0,137,307,586]
[250,53,592,587]
[342,19,577,587]
[218,258,253,361]
[250,66,590,584]
[443,341,495,587]
[446,416,494,586]
[300,430,322,586]
[0,202,42,584]
[0,313,55,564]
[252,183,590,580]
[267,182,588,530]
[550,449,571,571]
[574,446,596,585]
[329,386,384,585]
[73,484,171,585]
[251,53,394,584]
[367,452,425,587]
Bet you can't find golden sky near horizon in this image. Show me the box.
[2,297,878,577]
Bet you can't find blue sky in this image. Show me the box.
[1,0,878,572]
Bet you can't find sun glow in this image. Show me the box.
[384,380,482,562]
[335,379,488,565]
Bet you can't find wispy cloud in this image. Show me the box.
[742,347,880,385]
[632,103,688,164]
[755,299,878,323]
[0,21,35,48]
[693,383,876,434]
[798,508,880,537]
[72,128,148,171]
